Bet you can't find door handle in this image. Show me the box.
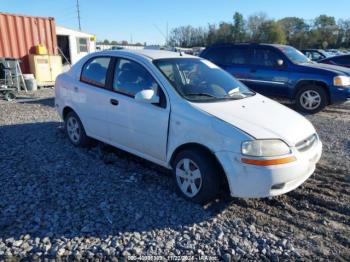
[74,86,79,92]
[110,99,119,106]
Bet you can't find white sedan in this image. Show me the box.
[55,49,322,204]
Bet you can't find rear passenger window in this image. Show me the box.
[252,49,282,67]
[204,47,250,66]
[227,48,250,65]
[81,57,111,87]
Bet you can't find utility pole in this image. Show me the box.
[76,0,81,30]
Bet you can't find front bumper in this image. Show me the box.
[330,85,350,104]
[215,139,322,198]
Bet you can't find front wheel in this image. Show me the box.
[172,149,220,204]
[295,86,328,114]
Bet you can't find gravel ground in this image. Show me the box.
[0,89,349,261]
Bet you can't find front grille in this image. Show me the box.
[296,134,317,152]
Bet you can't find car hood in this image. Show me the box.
[191,94,315,146]
[299,62,350,76]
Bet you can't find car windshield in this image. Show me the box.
[319,50,332,58]
[279,46,310,64]
[153,58,255,102]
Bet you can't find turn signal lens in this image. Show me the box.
[333,76,350,87]
[241,156,297,166]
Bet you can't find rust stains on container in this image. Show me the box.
[0,12,57,73]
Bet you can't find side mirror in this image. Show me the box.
[135,89,159,104]
[276,59,284,66]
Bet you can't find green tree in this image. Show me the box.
[215,22,234,43]
[278,17,308,48]
[232,12,246,42]
[247,13,268,41]
[103,39,110,44]
[312,15,338,48]
[337,19,350,48]
[259,21,287,44]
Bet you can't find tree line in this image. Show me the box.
[168,12,350,49]
[97,40,145,46]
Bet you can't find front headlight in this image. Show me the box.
[241,139,291,157]
[333,76,350,87]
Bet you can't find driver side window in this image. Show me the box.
[113,59,158,97]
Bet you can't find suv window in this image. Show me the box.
[252,48,282,67]
[227,47,250,65]
[81,57,111,87]
[204,47,250,66]
[203,48,228,65]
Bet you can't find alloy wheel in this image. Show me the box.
[300,90,321,110]
[67,116,81,143]
[175,158,202,197]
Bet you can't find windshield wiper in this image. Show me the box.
[185,93,220,99]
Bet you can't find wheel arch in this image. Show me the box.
[169,142,229,192]
[62,106,75,120]
[294,80,330,104]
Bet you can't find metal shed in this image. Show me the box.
[0,12,57,73]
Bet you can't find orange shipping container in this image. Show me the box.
[0,12,57,73]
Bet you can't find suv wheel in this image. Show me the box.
[172,149,220,204]
[295,85,327,113]
[64,111,90,147]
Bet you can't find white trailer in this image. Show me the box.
[56,26,96,69]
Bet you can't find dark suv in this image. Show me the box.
[200,43,350,113]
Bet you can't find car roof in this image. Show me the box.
[320,54,350,61]
[98,49,195,60]
[301,49,323,51]
[206,43,292,49]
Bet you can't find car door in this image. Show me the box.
[106,57,170,161]
[248,47,290,97]
[74,56,112,140]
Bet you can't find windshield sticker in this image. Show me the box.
[228,88,240,95]
[201,60,220,69]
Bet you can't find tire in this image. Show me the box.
[64,111,90,147]
[295,85,328,114]
[172,149,221,204]
[4,91,16,101]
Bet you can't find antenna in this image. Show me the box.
[153,24,167,46]
[76,0,81,30]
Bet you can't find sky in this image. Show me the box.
[1,0,350,45]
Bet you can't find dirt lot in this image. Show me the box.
[0,89,349,261]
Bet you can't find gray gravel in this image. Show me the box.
[0,89,349,260]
